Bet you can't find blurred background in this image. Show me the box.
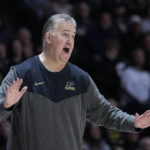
[0,0,150,149]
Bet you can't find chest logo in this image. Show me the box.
[34,82,45,86]
[65,81,75,91]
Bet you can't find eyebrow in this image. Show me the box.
[63,30,70,32]
[63,30,76,34]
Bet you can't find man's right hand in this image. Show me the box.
[3,78,28,109]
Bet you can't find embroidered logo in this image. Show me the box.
[65,81,75,91]
[34,82,45,86]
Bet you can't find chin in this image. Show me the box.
[59,59,68,66]
[59,57,70,64]
[61,60,68,65]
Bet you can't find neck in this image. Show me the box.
[39,51,66,72]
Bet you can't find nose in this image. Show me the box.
[66,37,73,44]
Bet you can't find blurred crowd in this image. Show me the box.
[0,0,150,149]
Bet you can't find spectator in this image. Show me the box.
[113,3,128,35]
[0,16,12,44]
[86,11,120,65]
[72,1,92,70]
[50,0,73,15]
[129,0,148,17]
[137,137,150,150]
[116,48,150,114]
[0,42,10,82]
[75,1,92,38]
[141,7,150,33]
[23,0,50,20]
[142,33,150,71]
[95,39,121,99]
[10,39,23,65]
[0,121,10,150]
[125,15,143,56]
[23,45,34,59]
[84,125,111,150]
[112,145,125,150]
[123,133,139,150]
[16,27,33,48]
[112,3,129,53]
[16,27,34,57]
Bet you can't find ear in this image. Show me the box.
[45,32,52,44]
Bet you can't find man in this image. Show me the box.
[0,14,150,150]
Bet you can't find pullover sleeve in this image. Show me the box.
[86,76,138,133]
[0,67,17,122]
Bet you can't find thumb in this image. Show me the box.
[135,113,139,118]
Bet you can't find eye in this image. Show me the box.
[62,33,69,38]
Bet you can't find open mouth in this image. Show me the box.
[63,47,69,53]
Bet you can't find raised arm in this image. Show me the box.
[0,67,27,122]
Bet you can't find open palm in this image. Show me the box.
[3,78,27,109]
[134,110,150,129]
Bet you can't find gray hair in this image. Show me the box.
[42,14,77,40]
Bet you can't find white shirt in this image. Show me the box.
[116,62,150,103]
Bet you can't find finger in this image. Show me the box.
[17,78,23,90]
[145,112,150,116]
[15,78,20,89]
[19,86,28,97]
[8,81,16,91]
[145,113,150,118]
[6,86,10,92]
[11,80,16,88]
[12,79,19,89]
[135,113,139,117]
[143,110,150,116]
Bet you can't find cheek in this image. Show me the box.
[52,38,65,51]
[56,38,66,48]
[56,36,66,43]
